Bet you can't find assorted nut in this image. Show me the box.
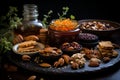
[61,42,82,51]
[12,27,119,70]
[17,41,119,70]
[70,53,86,69]
[62,54,71,64]
[53,54,71,68]
[80,21,114,31]
[39,47,62,56]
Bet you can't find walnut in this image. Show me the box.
[103,57,111,62]
[89,58,101,67]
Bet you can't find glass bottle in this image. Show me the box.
[14,4,43,38]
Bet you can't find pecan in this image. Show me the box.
[39,63,51,68]
[103,57,111,62]
[88,58,101,67]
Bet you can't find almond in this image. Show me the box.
[62,54,70,64]
[53,61,59,68]
[58,58,65,66]
[39,63,51,68]
[22,55,31,61]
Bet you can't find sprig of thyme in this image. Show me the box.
[57,6,75,20]
[0,6,22,55]
[42,10,53,28]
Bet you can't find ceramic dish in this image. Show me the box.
[12,42,45,55]
[78,19,120,38]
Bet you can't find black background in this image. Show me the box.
[0,0,120,23]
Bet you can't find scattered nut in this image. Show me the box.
[58,58,65,66]
[39,63,51,68]
[89,58,101,67]
[27,75,36,80]
[54,61,60,68]
[62,54,70,64]
[71,62,79,69]
[22,55,31,61]
[103,57,111,62]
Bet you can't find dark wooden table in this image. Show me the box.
[1,30,120,80]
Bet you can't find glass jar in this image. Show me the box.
[14,4,43,38]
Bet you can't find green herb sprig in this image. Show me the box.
[42,10,53,28]
[57,6,75,20]
[0,6,22,55]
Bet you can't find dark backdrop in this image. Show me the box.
[0,0,120,23]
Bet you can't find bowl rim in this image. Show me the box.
[12,42,45,55]
[48,24,80,32]
[78,19,120,31]
[49,19,80,32]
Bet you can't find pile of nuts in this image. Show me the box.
[39,47,62,56]
[61,42,82,51]
[80,21,114,30]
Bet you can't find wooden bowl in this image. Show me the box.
[78,19,120,39]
